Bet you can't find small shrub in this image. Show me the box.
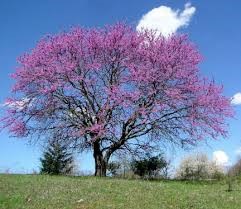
[176,153,224,180]
[131,154,169,179]
[107,161,121,176]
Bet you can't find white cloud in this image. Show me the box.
[213,150,229,166]
[136,2,196,37]
[231,92,241,105]
[235,147,241,156]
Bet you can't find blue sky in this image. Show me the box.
[0,0,241,173]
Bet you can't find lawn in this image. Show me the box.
[0,174,240,209]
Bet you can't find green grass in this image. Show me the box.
[0,174,241,209]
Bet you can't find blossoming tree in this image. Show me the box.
[2,24,233,176]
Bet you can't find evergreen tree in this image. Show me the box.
[40,139,73,175]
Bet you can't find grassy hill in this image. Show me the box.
[0,174,240,209]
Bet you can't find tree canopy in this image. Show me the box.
[1,23,233,176]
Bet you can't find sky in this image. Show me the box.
[0,0,241,173]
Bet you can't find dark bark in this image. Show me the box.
[93,142,108,177]
[94,153,107,176]
[93,138,124,176]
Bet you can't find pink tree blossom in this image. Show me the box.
[1,23,233,176]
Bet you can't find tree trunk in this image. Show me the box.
[93,142,107,177]
[92,140,118,177]
[94,154,107,177]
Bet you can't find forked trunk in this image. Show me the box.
[93,142,108,177]
[94,154,107,176]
